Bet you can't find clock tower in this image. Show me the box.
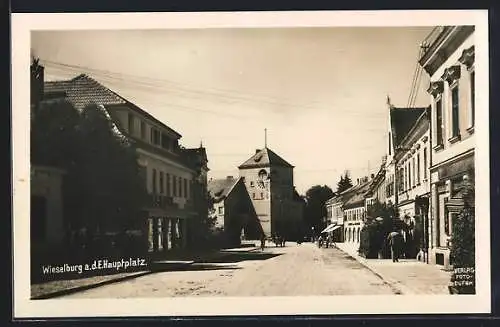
[238,147,299,238]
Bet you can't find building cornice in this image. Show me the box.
[419,26,474,76]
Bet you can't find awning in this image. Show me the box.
[331,225,341,231]
[321,224,337,233]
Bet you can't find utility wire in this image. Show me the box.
[41,59,387,119]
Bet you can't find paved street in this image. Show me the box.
[61,243,396,298]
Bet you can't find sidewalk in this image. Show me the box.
[336,242,451,295]
[31,245,260,299]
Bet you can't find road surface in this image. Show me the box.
[62,242,396,298]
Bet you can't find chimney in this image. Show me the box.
[255,149,261,154]
[371,173,375,179]
[357,178,360,184]
[30,60,44,107]
[226,176,233,180]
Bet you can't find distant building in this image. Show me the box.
[342,177,373,245]
[207,176,262,247]
[39,72,209,255]
[419,26,475,269]
[238,147,304,239]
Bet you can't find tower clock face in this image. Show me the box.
[257,169,268,189]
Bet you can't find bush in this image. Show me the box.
[449,177,475,294]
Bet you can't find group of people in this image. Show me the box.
[317,233,335,249]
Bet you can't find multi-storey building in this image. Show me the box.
[342,177,372,245]
[42,73,209,255]
[385,97,428,209]
[394,107,432,260]
[238,147,304,239]
[419,26,475,269]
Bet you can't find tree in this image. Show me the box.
[31,100,148,256]
[304,185,335,235]
[362,199,400,259]
[336,170,353,194]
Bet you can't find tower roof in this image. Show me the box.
[238,147,294,169]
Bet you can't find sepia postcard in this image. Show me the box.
[11,10,490,318]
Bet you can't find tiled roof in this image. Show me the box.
[238,147,294,169]
[44,74,126,110]
[208,177,241,203]
[390,107,427,148]
[43,74,182,138]
[343,180,373,209]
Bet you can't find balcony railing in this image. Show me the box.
[147,194,176,209]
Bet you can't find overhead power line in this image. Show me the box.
[40,58,388,119]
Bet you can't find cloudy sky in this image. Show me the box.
[32,27,433,195]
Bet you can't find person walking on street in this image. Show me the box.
[388,230,403,262]
[260,234,266,251]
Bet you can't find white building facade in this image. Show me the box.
[419,26,475,269]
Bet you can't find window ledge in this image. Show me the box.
[448,134,461,144]
[466,126,475,135]
[433,143,444,152]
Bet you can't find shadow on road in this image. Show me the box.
[154,263,242,272]
[195,251,283,264]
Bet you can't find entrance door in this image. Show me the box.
[31,195,47,242]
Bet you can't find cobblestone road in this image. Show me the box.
[62,243,396,298]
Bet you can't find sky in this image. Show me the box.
[31,27,433,195]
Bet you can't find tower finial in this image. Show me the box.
[386,94,391,106]
[264,128,267,148]
[200,139,203,148]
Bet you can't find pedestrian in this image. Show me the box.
[387,230,403,262]
[260,234,266,251]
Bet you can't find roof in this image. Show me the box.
[44,74,182,138]
[343,180,373,209]
[208,177,241,203]
[238,147,294,169]
[390,107,427,148]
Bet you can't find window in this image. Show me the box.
[260,192,264,199]
[161,133,170,150]
[140,121,146,139]
[417,153,421,184]
[128,113,135,135]
[408,162,411,189]
[451,86,460,138]
[179,177,182,197]
[423,148,428,179]
[412,158,416,187]
[436,98,444,145]
[218,206,224,215]
[252,193,256,199]
[470,71,475,128]
[166,173,171,196]
[152,169,157,194]
[173,175,177,196]
[183,178,188,198]
[159,171,164,194]
[250,181,254,187]
[404,165,407,191]
[150,128,161,146]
